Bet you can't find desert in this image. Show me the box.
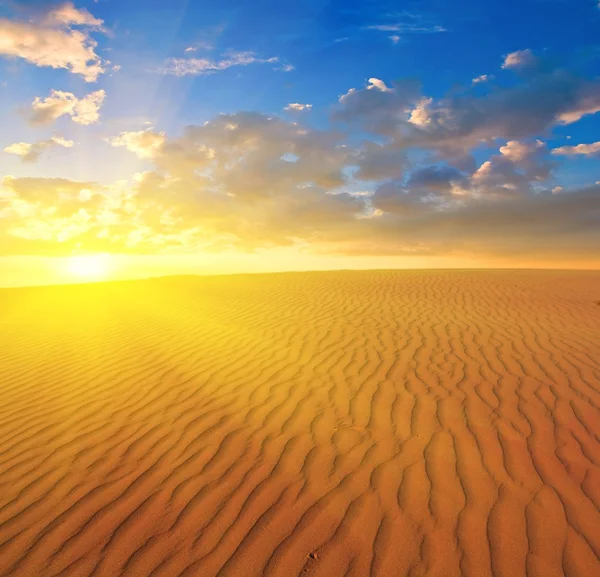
[0,269,599,577]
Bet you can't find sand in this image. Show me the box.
[0,270,599,577]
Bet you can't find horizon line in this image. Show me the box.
[2,266,600,290]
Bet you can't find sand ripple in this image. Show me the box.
[0,270,599,576]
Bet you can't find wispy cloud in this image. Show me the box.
[472,74,492,84]
[277,63,295,72]
[158,50,283,76]
[364,12,446,35]
[184,40,217,53]
[182,24,225,55]
[284,103,313,112]
[366,23,445,32]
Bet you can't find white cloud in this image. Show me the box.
[389,35,401,44]
[45,2,104,29]
[108,129,166,158]
[499,139,545,163]
[408,97,434,126]
[367,24,403,32]
[502,49,537,70]
[552,141,600,156]
[278,63,295,72]
[0,4,105,81]
[159,51,280,76]
[367,78,392,92]
[472,74,491,84]
[4,136,74,163]
[284,103,313,112]
[29,89,106,126]
[365,23,445,33]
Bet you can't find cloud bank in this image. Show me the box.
[1,48,599,263]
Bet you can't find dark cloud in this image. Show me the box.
[406,165,468,193]
[334,63,600,157]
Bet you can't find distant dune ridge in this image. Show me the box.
[0,270,599,577]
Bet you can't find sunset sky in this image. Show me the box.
[1,0,600,286]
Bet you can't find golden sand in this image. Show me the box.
[0,270,599,577]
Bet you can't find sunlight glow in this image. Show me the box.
[66,254,113,281]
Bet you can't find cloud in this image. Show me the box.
[0,3,105,81]
[158,51,281,76]
[3,167,599,260]
[364,12,446,34]
[278,63,295,72]
[367,23,445,33]
[334,62,600,159]
[4,136,73,163]
[351,141,407,181]
[367,78,392,92]
[552,141,600,156]
[472,74,491,84]
[407,165,468,193]
[179,24,224,55]
[108,129,166,158]
[502,49,538,70]
[2,49,600,264]
[498,140,536,163]
[389,35,401,44]
[555,84,600,124]
[467,140,554,197]
[335,78,420,135]
[29,89,106,125]
[284,103,313,112]
[44,2,104,29]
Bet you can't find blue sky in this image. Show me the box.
[0,0,599,284]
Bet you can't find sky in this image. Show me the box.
[0,0,600,286]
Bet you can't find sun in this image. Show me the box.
[66,254,113,281]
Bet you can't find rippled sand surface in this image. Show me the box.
[1,270,599,577]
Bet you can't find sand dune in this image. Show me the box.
[0,270,599,577]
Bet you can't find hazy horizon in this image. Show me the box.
[3,263,600,289]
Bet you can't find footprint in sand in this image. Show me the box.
[302,551,320,574]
